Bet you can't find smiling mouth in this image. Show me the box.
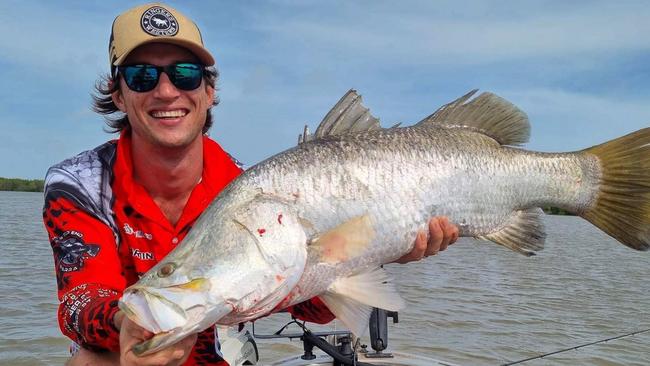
[150,109,188,119]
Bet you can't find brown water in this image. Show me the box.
[1,191,649,365]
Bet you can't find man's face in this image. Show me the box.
[112,43,214,150]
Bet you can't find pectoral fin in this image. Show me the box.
[320,268,405,336]
[310,214,375,264]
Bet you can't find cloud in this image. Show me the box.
[246,1,650,66]
[0,1,648,178]
[510,88,650,151]
[0,2,113,84]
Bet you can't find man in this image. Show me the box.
[43,3,459,366]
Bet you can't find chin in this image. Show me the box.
[153,133,202,149]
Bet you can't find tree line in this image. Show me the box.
[0,176,574,214]
[0,177,45,192]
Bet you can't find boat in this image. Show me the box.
[220,308,460,366]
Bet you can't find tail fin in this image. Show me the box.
[582,128,650,250]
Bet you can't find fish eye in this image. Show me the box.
[158,263,176,277]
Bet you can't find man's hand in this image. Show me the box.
[392,216,459,264]
[116,311,197,366]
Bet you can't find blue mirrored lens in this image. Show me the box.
[119,63,204,92]
[169,63,203,90]
[123,65,159,92]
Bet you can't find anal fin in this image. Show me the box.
[320,268,405,336]
[481,208,546,256]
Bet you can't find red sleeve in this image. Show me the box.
[44,196,126,352]
[286,297,336,324]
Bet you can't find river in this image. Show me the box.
[0,191,648,365]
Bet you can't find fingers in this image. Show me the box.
[174,333,198,363]
[390,216,460,264]
[392,230,426,264]
[121,316,154,341]
[119,317,197,366]
[425,217,444,256]
[414,229,428,258]
[121,338,196,366]
[425,217,459,257]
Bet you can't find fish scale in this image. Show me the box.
[239,126,593,308]
[119,89,650,355]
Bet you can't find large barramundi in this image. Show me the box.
[119,90,650,355]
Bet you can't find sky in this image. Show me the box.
[0,0,648,179]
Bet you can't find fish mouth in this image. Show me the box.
[119,286,201,356]
[120,296,234,356]
[119,287,188,334]
[120,278,214,333]
[119,281,234,356]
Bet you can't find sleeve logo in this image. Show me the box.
[52,231,100,273]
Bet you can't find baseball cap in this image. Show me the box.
[109,3,214,74]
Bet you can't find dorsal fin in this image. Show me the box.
[299,89,381,144]
[416,90,530,146]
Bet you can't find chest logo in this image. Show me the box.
[131,248,155,261]
[123,223,153,240]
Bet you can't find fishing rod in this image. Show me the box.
[501,327,650,365]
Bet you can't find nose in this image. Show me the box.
[153,72,181,100]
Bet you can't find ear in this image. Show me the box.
[205,83,215,104]
[111,80,127,113]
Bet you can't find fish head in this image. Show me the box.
[119,193,309,355]
[118,254,227,355]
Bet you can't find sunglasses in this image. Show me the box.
[117,63,206,92]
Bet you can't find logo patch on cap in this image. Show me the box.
[140,6,179,36]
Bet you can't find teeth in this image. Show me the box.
[151,110,187,118]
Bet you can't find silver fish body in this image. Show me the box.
[217,128,592,306]
[120,90,650,355]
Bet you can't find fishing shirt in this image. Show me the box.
[42,130,335,365]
